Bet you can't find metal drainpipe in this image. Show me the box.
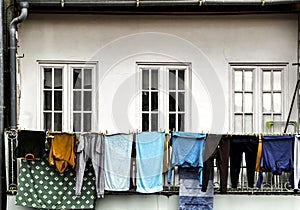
[0,0,5,208]
[9,1,29,130]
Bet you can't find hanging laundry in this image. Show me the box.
[255,134,263,172]
[48,132,77,173]
[136,132,165,193]
[76,132,104,198]
[230,135,258,189]
[256,135,294,188]
[104,133,133,191]
[179,167,214,210]
[202,134,230,194]
[15,157,95,209]
[168,132,206,185]
[294,135,300,192]
[163,133,169,173]
[15,130,46,159]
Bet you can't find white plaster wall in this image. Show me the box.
[17,13,298,133]
[7,194,300,210]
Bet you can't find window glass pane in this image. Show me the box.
[84,69,92,89]
[54,68,62,89]
[44,113,51,130]
[178,114,185,131]
[54,91,62,111]
[84,91,92,111]
[44,68,52,89]
[84,113,91,132]
[151,70,158,90]
[244,93,253,113]
[142,113,149,131]
[151,113,158,131]
[234,93,243,112]
[263,93,272,112]
[263,114,272,132]
[151,92,158,111]
[142,92,149,111]
[73,113,81,132]
[263,71,271,91]
[44,91,52,111]
[273,114,282,132]
[73,69,82,89]
[169,114,176,131]
[273,93,281,113]
[142,70,149,90]
[273,114,282,122]
[273,71,282,91]
[169,70,176,90]
[234,114,242,133]
[234,70,242,91]
[244,71,253,91]
[54,113,62,131]
[73,91,81,111]
[244,114,253,133]
[169,92,176,111]
[178,92,185,111]
[178,70,185,90]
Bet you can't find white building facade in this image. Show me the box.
[6,7,300,210]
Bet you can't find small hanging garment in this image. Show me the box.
[48,132,77,173]
[15,130,46,160]
[168,132,206,185]
[294,135,300,192]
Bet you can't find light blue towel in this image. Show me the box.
[168,131,206,185]
[104,133,133,191]
[136,132,165,193]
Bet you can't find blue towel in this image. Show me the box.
[168,132,206,185]
[136,132,165,193]
[104,133,133,191]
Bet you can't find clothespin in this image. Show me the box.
[226,132,228,137]
[106,130,108,135]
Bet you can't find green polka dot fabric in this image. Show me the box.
[16,158,95,209]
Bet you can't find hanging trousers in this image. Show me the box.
[230,135,258,188]
[76,133,104,198]
[202,134,230,194]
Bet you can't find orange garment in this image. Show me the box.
[163,134,169,173]
[48,132,77,173]
[255,134,263,172]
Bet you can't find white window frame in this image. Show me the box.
[229,63,288,133]
[137,62,192,132]
[37,61,98,132]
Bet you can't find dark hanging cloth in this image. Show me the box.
[15,130,46,159]
[230,135,258,188]
[202,134,230,194]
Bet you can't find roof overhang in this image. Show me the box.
[16,0,300,14]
